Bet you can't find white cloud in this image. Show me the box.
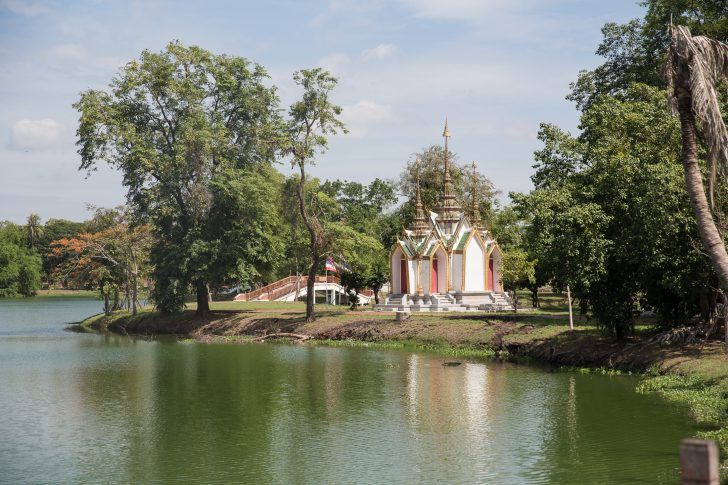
[362,43,397,61]
[0,0,50,16]
[9,118,64,151]
[341,101,393,138]
[316,53,351,75]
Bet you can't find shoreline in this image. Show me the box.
[74,305,722,372]
[74,303,728,468]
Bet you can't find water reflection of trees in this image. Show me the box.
[66,340,691,483]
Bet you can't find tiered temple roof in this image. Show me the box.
[398,120,499,262]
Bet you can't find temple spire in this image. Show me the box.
[410,157,429,239]
[435,118,461,225]
[469,161,481,229]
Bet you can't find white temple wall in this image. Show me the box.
[436,248,447,293]
[391,249,404,294]
[407,259,417,295]
[451,252,462,292]
[464,237,485,292]
[419,259,430,295]
[493,249,504,292]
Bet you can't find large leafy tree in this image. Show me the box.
[569,0,727,110]
[283,68,346,322]
[516,84,717,338]
[74,41,281,315]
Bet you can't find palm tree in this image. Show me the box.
[25,213,43,250]
[665,26,728,293]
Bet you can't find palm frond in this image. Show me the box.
[665,25,728,206]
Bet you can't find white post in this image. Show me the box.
[567,285,574,331]
[681,439,719,485]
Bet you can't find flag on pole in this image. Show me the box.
[325,256,338,272]
[338,254,352,273]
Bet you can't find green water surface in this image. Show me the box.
[0,299,697,484]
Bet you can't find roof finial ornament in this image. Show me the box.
[410,156,429,239]
[470,161,481,229]
[434,117,461,225]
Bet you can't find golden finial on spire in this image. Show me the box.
[470,161,481,228]
[410,156,428,239]
[442,118,450,138]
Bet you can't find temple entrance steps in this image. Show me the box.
[429,293,459,311]
[375,293,409,312]
[430,293,455,305]
[374,291,515,312]
[484,292,515,311]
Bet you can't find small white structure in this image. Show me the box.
[375,121,512,312]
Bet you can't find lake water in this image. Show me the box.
[0,298,698,484]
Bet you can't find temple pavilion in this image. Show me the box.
[375,121,512,312]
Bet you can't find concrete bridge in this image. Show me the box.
[234,275,374,305]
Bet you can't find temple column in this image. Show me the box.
[446,251,452,293]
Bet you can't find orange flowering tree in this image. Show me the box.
[51,210,152,315]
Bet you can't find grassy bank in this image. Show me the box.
[77,299,728,467]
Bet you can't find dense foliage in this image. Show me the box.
[510,0,727,337]
[74,42,283,315]
[0,222,42,297]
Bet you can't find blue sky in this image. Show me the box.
[0,0,645,223]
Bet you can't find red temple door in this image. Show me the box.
[400,259,408,293]
[487,257,495,290]
[430,258,439,293]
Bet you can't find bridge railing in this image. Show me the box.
[235,274,347,301]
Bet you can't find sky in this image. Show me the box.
[0,0,646,223]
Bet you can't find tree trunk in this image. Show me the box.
[306,254,321,322]
[567,285,574,331]
[295,161,326,323]
[676,85,728,296]
[196,280,210,317]
[131,272,138,316]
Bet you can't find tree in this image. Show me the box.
[319,178,397,237]
[37,218,88,284]
[515,83,719,338]
[568,0,727,110]
[665,26,728,299]
[366,260,389,305]
[500,249,535,313]
[51,207,152,315]
[283,68,346,322]
[25,214,43,250]
[74,41,281,316]
[0,222,42,297]
[397,146,498,228]
[327,222,385,308]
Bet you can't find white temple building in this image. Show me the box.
[375,121,512,312]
